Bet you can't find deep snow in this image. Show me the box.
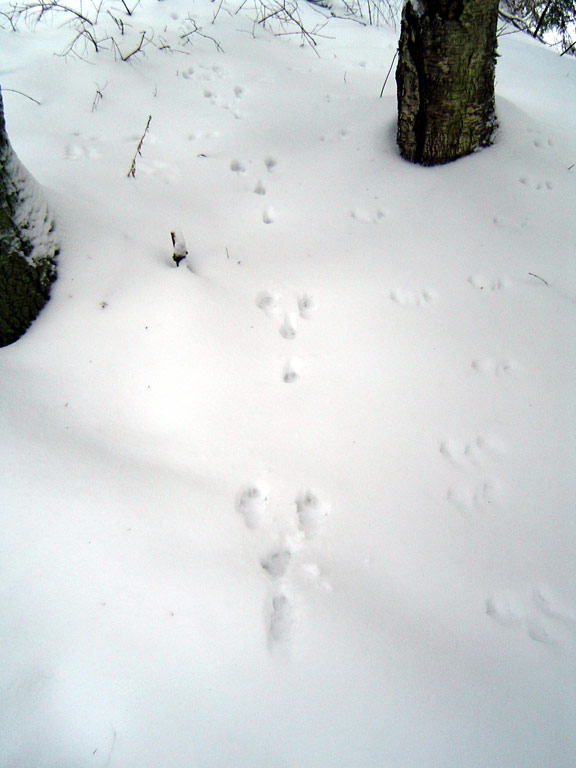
[1,2,575,766]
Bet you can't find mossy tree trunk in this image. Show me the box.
[395,0,500,166]
[0,85,58,347]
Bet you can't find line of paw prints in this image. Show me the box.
[256,290,317,383]
[229,156,278,223]
[440,434,507,516]
[486,585,576,647]
[235,484,331,649]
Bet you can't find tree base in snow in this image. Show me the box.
[0,86,58,347]
[396,0,499,166]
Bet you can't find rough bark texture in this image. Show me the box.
[396,0,499,166]
[0,85,58,347]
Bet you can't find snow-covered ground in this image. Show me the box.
[1,2,575,766]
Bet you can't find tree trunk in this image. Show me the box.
[0,85,58,347]
[395,0,500,166]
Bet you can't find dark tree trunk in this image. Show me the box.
[0,85,58,347]
[395,0,500,166]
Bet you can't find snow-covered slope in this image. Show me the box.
[1,3,575,766]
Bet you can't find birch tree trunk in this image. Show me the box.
[0,85,58,347]
[396,0,500,166]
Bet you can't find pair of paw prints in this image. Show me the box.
[440,434,507,516]
[389,288,436,307]
[235,485,329,540]
[486,585,576,647]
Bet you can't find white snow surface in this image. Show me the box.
[1,3,575,767]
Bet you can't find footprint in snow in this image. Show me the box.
[518,176,554,191]
[295,490,329,539]
[468,275,509,291]
[389,288,435,307]
[262,206,276,224]
[268,592,293,646]
[255,290,279,314]
[439,435,507,469]
[235,484,267,530]
[254,180,266,196]
[65,135,101,161]
[230,159,246,174]
[278,314,297,340]
[447,481,500,516]
[471,358,517,377]
[485,592,524,628]
[283,357,302,383]
[264,156,278,173]
[297,293,316,319]
[261,547,292,579]
[350,208,387,224]
[533,585,576,634]
[486,585,576,646]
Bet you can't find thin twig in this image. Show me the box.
[528,272,549,286]
[379,48,398,97]
[2,88,41,105]
[126,115,152,178]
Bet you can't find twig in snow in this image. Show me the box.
[379,48,398,97]
[91,81,107,111]
[2,88,41,105]
[181,16,224,52]
[126,115,152,178]
[528,272,549,286]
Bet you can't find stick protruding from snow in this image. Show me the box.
[171,230,188,267]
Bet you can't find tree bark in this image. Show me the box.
[0,85,58,346]
[396,0,500,166]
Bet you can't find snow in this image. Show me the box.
[1,2,575,766]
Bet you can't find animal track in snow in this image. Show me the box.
[447,481,500,516]
[533,586,576,634]
[518,176,554,191]
[283,358,302,383]
[261,547,292,579]
[350,207,386,224]
[537,138,553,148]
[187,129,220,142]
[297,293,316,319]
[486,585,576,646]
[471,358,517,377]
[389,288,436,307]
[295,490,329,539]
[486,592,524,628]
[468,275,509,291]
[264,156,278,172]
[65,135,100,160]
[262,206,275,224]
[278,314,297,340]
[230,159,246,174]
[253,180,266,196]
[319,126,353,143]
[268,592,293,645]
[235,484,267,529]
[439,435,507,469]
[256,290,279,315]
